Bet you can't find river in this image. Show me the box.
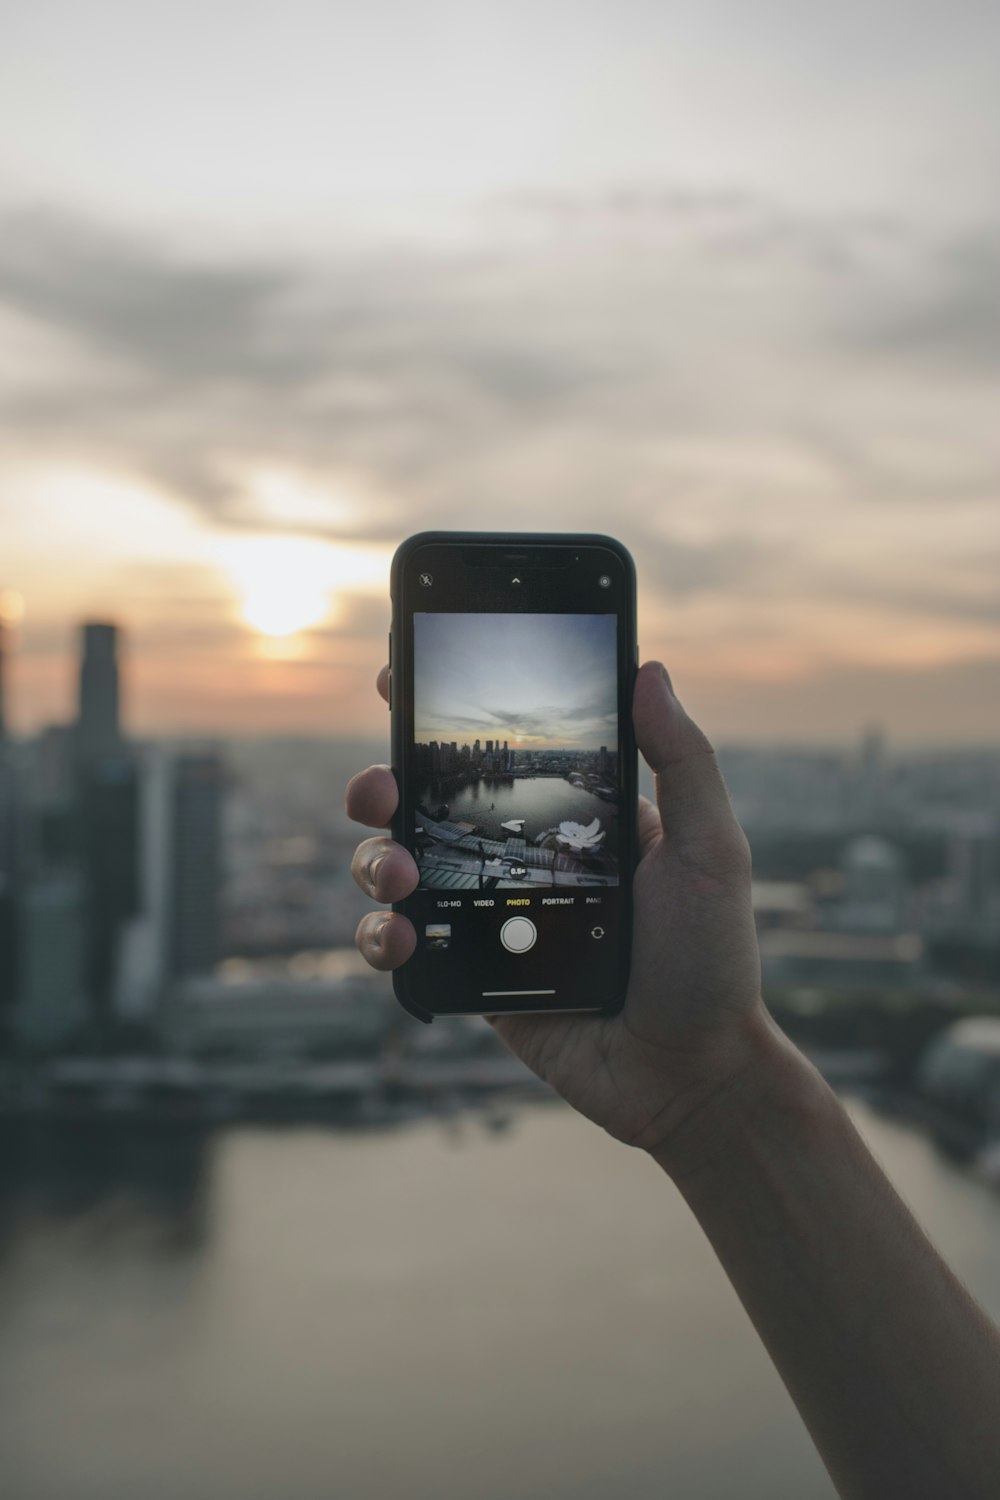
[2,1097,1000,1500]
[419,777,619,855]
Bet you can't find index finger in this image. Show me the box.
[377,663,389,703]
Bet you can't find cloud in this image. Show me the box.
[0,209,307,383]
[1,194,998,671]
[841,225,1000,373]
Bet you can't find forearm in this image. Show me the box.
[651,1013,1000,1500]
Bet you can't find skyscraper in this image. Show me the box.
[0,621,14,878]
[77,622,121,763]
[113,747,173,1020]
[0,615,8,747]
[79,752,140,1030]
[0,619,18,1022]
[16,873,87,1048]
[169,752,225,977]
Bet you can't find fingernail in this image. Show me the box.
[371,916,391,949]
[369,854,386,895]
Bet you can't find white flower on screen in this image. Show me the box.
[556,817,606,851]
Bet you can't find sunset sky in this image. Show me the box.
[2,0,998,745]
[414,613,618,749]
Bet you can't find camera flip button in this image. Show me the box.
[500,917,537,954]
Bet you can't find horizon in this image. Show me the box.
[2,601,998,750]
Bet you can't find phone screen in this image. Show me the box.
[392,538,636,1017]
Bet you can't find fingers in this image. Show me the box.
[351,828,418,972]
[345,764,398,828]
[356,911,416,971]
[351,835,419,902]
[632,662,740,849]
[350,666,412,972]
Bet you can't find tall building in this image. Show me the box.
[34,724,76,807]
[0,617,15,875]
[114,747,173,1020]
[78,752,140,1030]
[0,619,19,1022]
[0,615,8,746]
[15,873,88,1049]
[77,622,121,764]
[948,816,999,936]
[169,752,225,978]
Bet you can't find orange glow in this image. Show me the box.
[0,590,26,627]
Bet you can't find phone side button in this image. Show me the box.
[387,669,392,709]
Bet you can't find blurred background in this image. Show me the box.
[1,3,999,1497]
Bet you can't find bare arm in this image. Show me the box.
[655,1015,1000,1499]
[347,660,1000,1499]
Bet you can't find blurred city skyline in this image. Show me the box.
[2,0,999,745]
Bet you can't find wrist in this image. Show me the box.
[647,1006,829,1184]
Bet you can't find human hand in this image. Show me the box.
[347,661,773,1166]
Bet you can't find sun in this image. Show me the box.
[0,590,25,628]
[242,585,327,638]
[221,536,334,639]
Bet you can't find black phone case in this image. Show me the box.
[389,530,638,1024]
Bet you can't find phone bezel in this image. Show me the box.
[389,531,638,1023]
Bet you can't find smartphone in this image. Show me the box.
[389,531,638,1022]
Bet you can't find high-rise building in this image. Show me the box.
[79,752,140,1029]
[0,749,18,1023]
[34,725,76,807]
[0,743,15,884]
[0,620,19,1022]
[0,617,16,875]
[77,622,121,764]
[15,873,88,1049]
[169,752,224,977]
[0,616,8,747]
[948,817,999,936]
[114,748,173,1020]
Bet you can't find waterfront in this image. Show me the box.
[3,1098,1000,1500]
[418,778,619,851]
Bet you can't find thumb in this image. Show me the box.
[633,661,739,846]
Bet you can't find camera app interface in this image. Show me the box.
[412,612,620,893]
